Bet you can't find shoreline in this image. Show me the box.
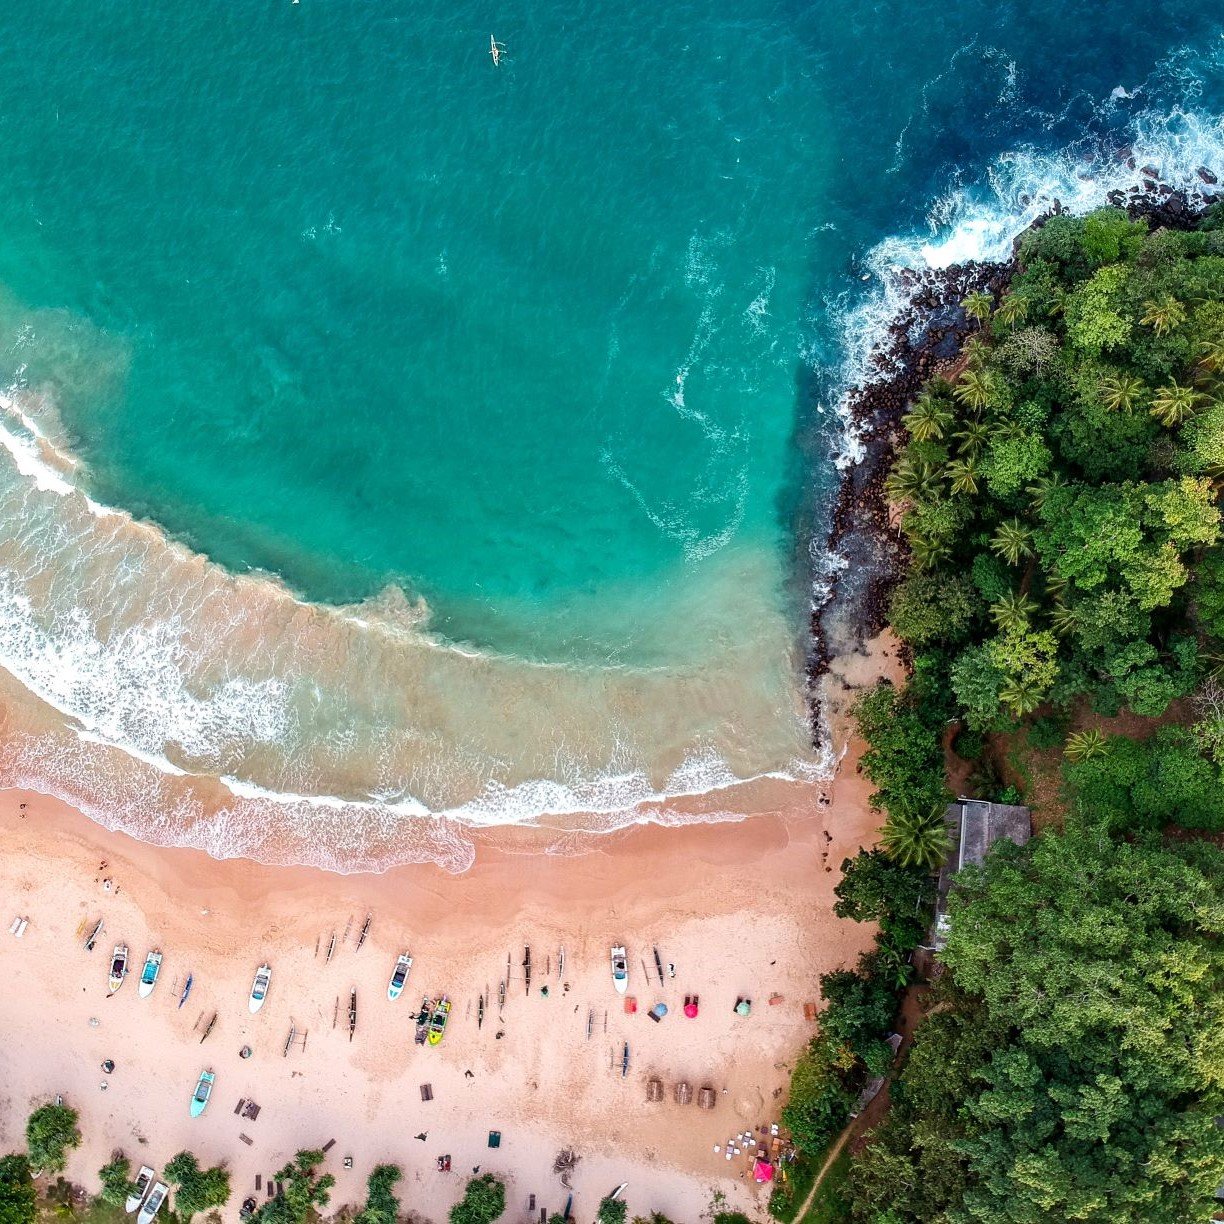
[0,632,901,1224]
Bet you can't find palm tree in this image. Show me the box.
[954,418,990,457]
[885,458,940,503]
[1025,471,1067,512]
[946,458,980,496]
[994,292,1030,330]
[954,368,995,412]
[1048,601,1077,637]
[1150,381,1204,428]
[990,519,1033,566]
[1064,728,1107,762]
[961,336,990,370]
[961,292,993,328]
[1140,294,1187,337]
[1198,335,1224,373]
[908,534,952,572]
[1100,372,1147,414]
[990,592,1037,633]
[879,803,952,871]
[903,394,953,442]
[999,675,1044,718]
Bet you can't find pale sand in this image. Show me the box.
[0,635,900,1224]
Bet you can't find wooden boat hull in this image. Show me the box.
[108,945,129,994]
[137,1184,168,1224]
[387,954,412,1001]
[427,997,451,1046]
[189,1069,214,1118]
[248,965,271,1013]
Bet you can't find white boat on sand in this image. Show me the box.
[108,945,129,994]
[387,953,412,1001]
[137,1183,168,1224]
[138,950,162,999]
[126,1166,154,1213]
[611,945,628,995]
[249,964,271,1013]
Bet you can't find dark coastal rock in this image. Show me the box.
[1199,167,1219,186]
[803,187,1219,750]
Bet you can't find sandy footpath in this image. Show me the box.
[0,636,899,1224]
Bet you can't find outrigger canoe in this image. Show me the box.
[189,1068,214,1118]
[414,997,432,1045]
[137,1183,168,1224]
[138,950,163,999]
[108,945,129,994]
[610,945,628,995]
[248,964,271,1014]
[387,953,412,1001]
[427,996,451,1046]
[125,1166,154,1214]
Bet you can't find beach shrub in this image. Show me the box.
[853,682,947,822]
[449,1174,505,1224]
[833,848,931,948]
[354,1164,400,1224]
[25,1103,80,1175]
[164,1152,231,1220]
[0,1156,35,1224]
[887,572,979,646]
[251,1151,333,1224]
[97,1153,133,1207]
[595,1200,627,1224]
[711,1215,752,1224]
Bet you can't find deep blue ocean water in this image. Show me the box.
[0,3,1218,866]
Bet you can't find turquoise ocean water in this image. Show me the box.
[0,3,1219,869]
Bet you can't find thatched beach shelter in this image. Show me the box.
[646,1077,663,1102]
[698,1085,716,1110]
[674,1081,692,1105]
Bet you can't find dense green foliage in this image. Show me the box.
[0,1156,35,1224]
[250,1151,333,1224]
[164,1152,230,1220]
[97,1154,133,1208]
[838,206,1224,1223]
[354,1164,400,1224]
[888,208,1224,730]
[25,1103,80,1175]
[449,1174,505,1224]
[595,1199,627,1224]
[848,829,1224,1221]
[770,851,932,1218]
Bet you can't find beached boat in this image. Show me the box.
[84,918,104,952]
[427,996,451,1046]
[178,973,193,1009]
[125,1166,154,1214]
[108,945,129,994]
[189,1068,214,1117]
[137,1183,168,1224]
[387,953,412,1001]
[248,964,271,1013]
[610,945,628,994]
[414,996,432,1045]
[138,950,162,999]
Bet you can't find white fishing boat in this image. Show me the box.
[108,945,129,994]
[387,953,412,1001]
[137,1183,168,1224]
[610,945,628,995]
[489,34,505,67]
[125,1165,154,1213]
[248,964,271,1014]
[138,950,163,999]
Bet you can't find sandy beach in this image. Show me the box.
[0,636,897,1224]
